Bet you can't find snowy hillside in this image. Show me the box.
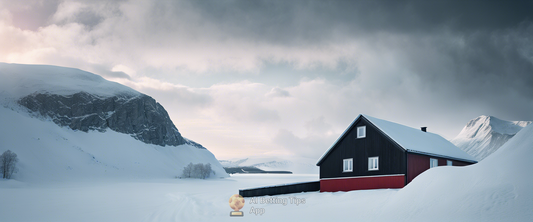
[0,63,227,181]
[452,115,531,160]
[220,156,318,174]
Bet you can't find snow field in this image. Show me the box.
[0,174,322,222]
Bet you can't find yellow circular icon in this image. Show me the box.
[229,194,245,211]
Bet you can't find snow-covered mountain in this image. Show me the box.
[219,156,318,174]
[451,115,531,160]
[0,63,227,181]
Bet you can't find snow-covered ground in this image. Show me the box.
[0,174,319,222]
[1,124,532,221]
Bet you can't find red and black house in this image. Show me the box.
[316,114,477,192]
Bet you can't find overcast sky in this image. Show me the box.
[1,0,532,160]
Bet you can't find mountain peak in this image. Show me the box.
[452,115,532,160]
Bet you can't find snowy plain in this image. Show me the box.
[1,123,532,221]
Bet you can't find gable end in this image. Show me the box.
[316,115,406,166]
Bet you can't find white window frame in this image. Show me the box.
[343,158,353,172]
[368,156,379,171]
[357,126,366,138]
[447,160,453,166]
[430,158,438,168]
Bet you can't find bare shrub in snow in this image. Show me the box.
[200,163,212,179]
[181,163,214,179]
[182,162,194,178]
[192,163,202,178]
[1,150,19,179]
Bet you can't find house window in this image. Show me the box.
[430,158,438,168]
[357,126,366,138]
[368,156,379,171]
[447,160,453,166]
[343,158,353,172]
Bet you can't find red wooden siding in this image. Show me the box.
[407,153,474,184]
[320,175,405,192]
[407,153,430,184]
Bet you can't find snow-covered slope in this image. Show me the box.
[0,63,228,181]
[452,115,531,160]
[220,156,318,174]
[378,122,533,221]
[0,106,227,182]
[0,63,139,99]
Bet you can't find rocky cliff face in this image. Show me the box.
[18,92,195,147]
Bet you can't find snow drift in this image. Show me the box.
[378,123,533,221]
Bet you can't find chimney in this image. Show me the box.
[421,127,427,132]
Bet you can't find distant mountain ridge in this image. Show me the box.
[452,115,531,160]
[219,156,318,174]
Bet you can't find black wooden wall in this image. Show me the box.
[318,116,406,179]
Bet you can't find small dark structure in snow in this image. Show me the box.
[239,181,320,197]
[316,114,477,192]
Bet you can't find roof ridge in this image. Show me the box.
[317,114,477,166]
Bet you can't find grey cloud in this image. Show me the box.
[392,25,533,121]
[142,86,213,108]
[60,7,104,29]
[89,64,132,80]
[7,0,533,48]
[272,129,330,159]
[102,70,131,80]
[266,87,290,98]
[1,0,61,31]
[187,0,533,45]
[305,116,332,136]
[225,104,280,123]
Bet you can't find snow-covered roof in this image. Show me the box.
[317,114,477,165]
